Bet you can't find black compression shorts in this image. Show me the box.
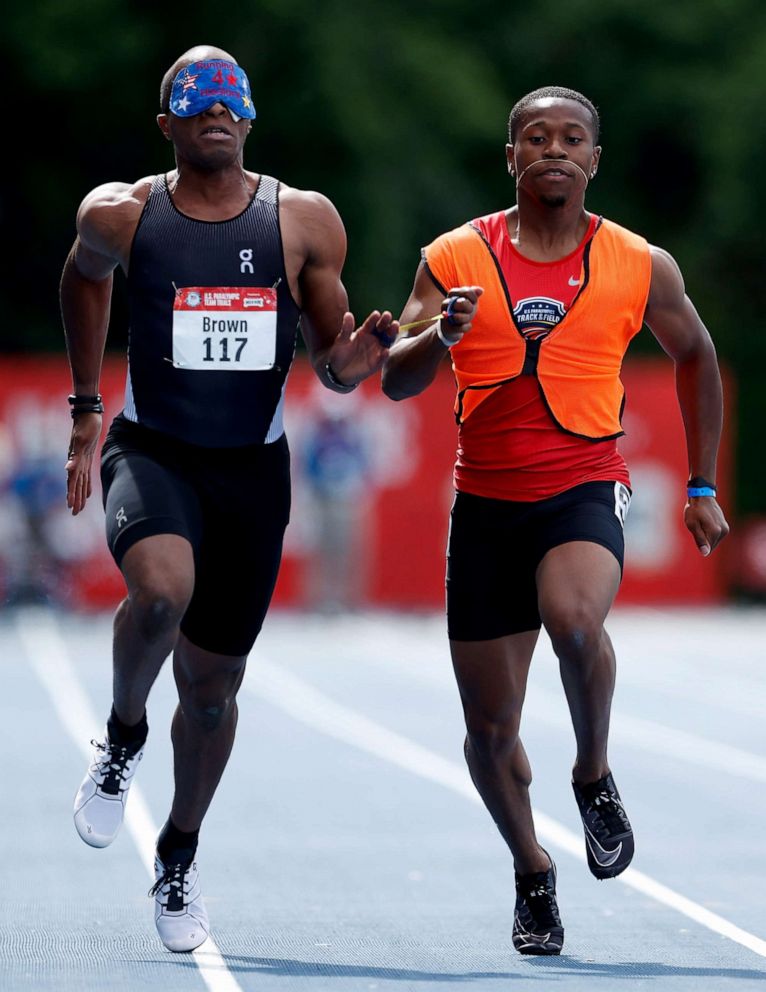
[446,481,631,642]
[101,415,290,656]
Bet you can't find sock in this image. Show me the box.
[157,817,199,866]
[107,705,148,751]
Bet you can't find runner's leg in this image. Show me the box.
[537,540,621,784]
[168,633,248,831]
[113,534,195,726]
[451,630,551,874]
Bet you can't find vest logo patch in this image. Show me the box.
[239,248,254,274]
[512,296,566,341]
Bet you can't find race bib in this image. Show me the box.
[172,286,277,371]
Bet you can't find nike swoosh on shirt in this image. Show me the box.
[568,276,580,286]
[585,826,623,867]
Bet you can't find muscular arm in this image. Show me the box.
[644,246,729,554]
[62,181,146,391]
[381,262,482,400]
[60,181,144,513]
[281,188,396,389]
[60,240,115,395]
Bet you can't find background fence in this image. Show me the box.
[0,355,744,611]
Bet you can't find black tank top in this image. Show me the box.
[125,174,300,447]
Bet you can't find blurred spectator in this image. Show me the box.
[0,433,66,605]
[300,390,371,612]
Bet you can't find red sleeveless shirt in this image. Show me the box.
[453,211,631,501]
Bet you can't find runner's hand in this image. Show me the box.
[326,310,400,386]
[684,497,729,557]
[438,286,483,345]
[66,412,102,515]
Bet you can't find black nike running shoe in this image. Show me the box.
[512,855,564,956]
[572,772,634,879]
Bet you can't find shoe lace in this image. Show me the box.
[92,739,137,794]
[519,873,560,929]
[587,789,630,833]
[149,861,192,909]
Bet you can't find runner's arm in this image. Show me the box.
[289,191,396,390]
[381,261,482,400]
[60,184,131,514]
[61,182,139,393]
[61,240,115,397]
[644,245,729,555]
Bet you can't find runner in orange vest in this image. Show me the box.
[382,86,729,955]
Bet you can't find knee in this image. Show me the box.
[180,665,245,732]
[464,717,521,767]
[186,698,232,732]
[544,608,603,664]
[129,584,190,643]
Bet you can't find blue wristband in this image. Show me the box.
[445,295,461,326]
[687,486,716,498]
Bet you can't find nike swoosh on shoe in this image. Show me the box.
[513,921,562,953]
[517,931,551,946]
[585,826,623,868]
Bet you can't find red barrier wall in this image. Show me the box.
[0,355,731,610]
[617,361,733,604]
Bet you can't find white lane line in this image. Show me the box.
[353,640,766,786]
[16,608,243,992]
[246,655,766,960]
[356,640,766,786]
[528,685,766,785]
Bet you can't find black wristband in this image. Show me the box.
[687,475,716,492]
[325,362,358,393]
[68,393,101,405]
[68,393,104,416]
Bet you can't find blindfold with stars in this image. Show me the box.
[169,60,256,122]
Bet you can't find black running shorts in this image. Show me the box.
[101,415,291,656]
[446,481,631,642]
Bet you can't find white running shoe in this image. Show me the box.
[73,734,144,848]
[151,854,210,952]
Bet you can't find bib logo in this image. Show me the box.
[239,248,254,274]
[513,296,565,341]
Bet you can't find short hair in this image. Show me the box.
[508,87,600,143]
[159,45,238,113]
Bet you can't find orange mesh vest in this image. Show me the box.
[423,217,651,440]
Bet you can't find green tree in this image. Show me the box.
[2,0,763,512]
